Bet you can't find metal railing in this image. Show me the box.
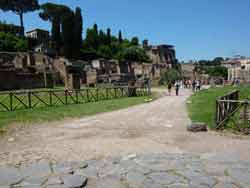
[0,86,149,112]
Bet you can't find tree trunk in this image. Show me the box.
[19,12,24,37]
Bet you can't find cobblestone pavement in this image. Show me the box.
[1,153,250,188]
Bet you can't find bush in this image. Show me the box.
[0,32,28,52]
[159,69,182,85]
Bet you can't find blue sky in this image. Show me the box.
[1,0,250,61]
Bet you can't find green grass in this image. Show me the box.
[187,85,250,129]
[0,95,154,130]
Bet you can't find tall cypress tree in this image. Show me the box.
[93,24,98,35]
[118,30,123,44]
[73,7,83,59]
[51,17,61,54]
[107,28,111,46]
[62,11,74,59]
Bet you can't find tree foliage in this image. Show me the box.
[0,32,28,51]
[130,37,139,46]
[196,57,227,78]
[0,0,40,36]
[73,7,83,58]
[39,3,71,54]
[118,30,123,44]
[61,11,74,59]
[159,69,182,85]
[82,24,150,62]
[39,3,83,59]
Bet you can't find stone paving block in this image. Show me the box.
[17,176,47,187]
[96,177,126,188]
[214,182,240,188]
[148,172,186,185]
[47,176,63,185]
[188,176,217,188]
[52,163,74,175]
[61,175,87,188]
[126,170,145,186]
[20,161,51,178]
[228,167,250,187]
[0,167,23,186]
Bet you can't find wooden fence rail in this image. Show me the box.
[0,86,149,112]
[215,90,250,132]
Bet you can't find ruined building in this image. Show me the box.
[0,52,54,91]
[222,57,250,82]
[143,40,177,79]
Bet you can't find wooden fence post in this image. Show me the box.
[243,102,248,125]
[28,91,32,109]
[65,90,68,105]
[76,90,79,104]
[106,88,109,100]
[96,88,99,101]
[86,89,89,102]
[49,90,52,106]
[10,93,13,111]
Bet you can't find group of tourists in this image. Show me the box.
[167,80,181,96]
[167,79,202,96]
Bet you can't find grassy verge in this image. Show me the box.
[187,85,250,129]
[0,94,156,130]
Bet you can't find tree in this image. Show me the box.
[61,11,75,59]
[0,32,28,51]
[0,0,40,36]
[99,30,106,45]
[39,3,71,54]
[159,69,182,85]
[120,46,150,62]
[107,28,111,46]
[131,37,139,46]
[98,45,112,59]
[118,30,123,43]
[73,7,83,59]
[93,24,98,35]
[85,26,99,50]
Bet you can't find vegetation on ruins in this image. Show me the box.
[82,24,150,62]
[159,69,182,85]
[187,86,250,129]
[0,32,28,51]
[195,57,228,79]
[0,0,40,36]
[0,1,153,64]
[0,21,22,36]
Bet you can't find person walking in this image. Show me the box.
[192,80,196,92]
[167,82,172,96]
[175,80,180,96]
[196,80,201,91]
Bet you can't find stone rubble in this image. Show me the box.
[0,153,249,188]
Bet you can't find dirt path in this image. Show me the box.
[1,89,250,165]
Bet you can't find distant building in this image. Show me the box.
[222,57,250,82]
[26,29,55,54]
[145,44,177,67]
[26,29,50,43]
[181,63,195,80]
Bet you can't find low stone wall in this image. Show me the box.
[0,70,53,91]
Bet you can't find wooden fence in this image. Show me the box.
[216,90,250,133]
[0,86,149,112]
[215,90,239,129]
